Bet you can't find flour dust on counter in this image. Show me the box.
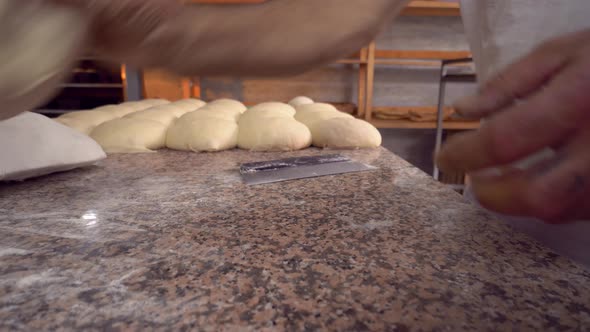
[1,148,589,330]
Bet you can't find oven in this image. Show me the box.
[34,57,143,117]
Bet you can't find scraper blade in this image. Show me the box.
[240,154,377,185]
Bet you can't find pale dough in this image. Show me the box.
[312,118,382,149]
[166,117,238,152]
[295,109,353,135]
[139,99,170,107]
[293,103,354,144]
[180,109,239,123]
[119,101,151,111]
[94,105,137,118]
[121,99,169,112]
[56,110,118,134]
[0,1,87,120]
[124,108,179,127]
[295,103,338,115]
[239,109,294,126]
[54,117,96,135]
[90,118,167,153]
[288,96,314,107]
[171,98,206,111]
[206,99,247,114]
[247,102,296,117]
[238,117,312,152]
[142,104,188,118]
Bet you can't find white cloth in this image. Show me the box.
[0,112,106,181]
[460,0,590,268]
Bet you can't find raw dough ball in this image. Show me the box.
[294,104,353,143]
[94,105,137,118]
[143,104,188,118]
[121,99,169,111]
[56,110,118,134]
[238,117,312,152]
[248,102,296,117]
[0,1,87,120]
[295,110,353,131]
[166,117,238,152]
[312,118,382,149]
[194,104,245,122]
[119,101,151,111]
[54,117,95,135]
[295,103,338,115]
[124,108,179,127]
[238,110,293,128]
[171,98,206,110]
[288,96,314,107]
[180,109,239,123]
[206,99,247,114]
[90,118,167,153]
[140,99,170,107]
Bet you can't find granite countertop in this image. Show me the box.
[1,148,589,331]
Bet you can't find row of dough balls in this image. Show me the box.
[55,96,381,153]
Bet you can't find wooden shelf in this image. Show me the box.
[336,59,367,65]
[187,0,264,3]
[402,1,461,16]
[61,83,123,89]
[375,50,471,60]
[187,0,461,17]
[369,118,480,130]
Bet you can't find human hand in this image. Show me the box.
[436,29,590,223]
[51,0,181,62]
[51,0,410,76]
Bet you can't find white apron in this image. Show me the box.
[460,0,590,268]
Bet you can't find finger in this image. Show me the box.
[470,166,530,216]
[472,129,590,223]
[454,48,568,119]
[454,30,590,118]
[525,128,590,223]
[437,56,590,174]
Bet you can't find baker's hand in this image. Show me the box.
[53,0,410,76]
[51,0,181,61]
[436,29,590,223]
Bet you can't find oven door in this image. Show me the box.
[35,58,126,118]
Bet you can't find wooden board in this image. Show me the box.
[186,0,461,17]
[402,1,461,16]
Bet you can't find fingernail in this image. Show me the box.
[454,94,481,117]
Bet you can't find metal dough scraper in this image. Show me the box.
[239,154,377,185]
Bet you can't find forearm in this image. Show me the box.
[106,0,411,76]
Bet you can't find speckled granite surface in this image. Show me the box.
[1,148,589,331]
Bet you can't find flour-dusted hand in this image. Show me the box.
[53,0,411,76]
[51,0,181,60]
[436,29,590,223]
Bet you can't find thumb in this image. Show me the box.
[454,35,577,119]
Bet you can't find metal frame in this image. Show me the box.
[124,66,144,101]
[433,57,476,181]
